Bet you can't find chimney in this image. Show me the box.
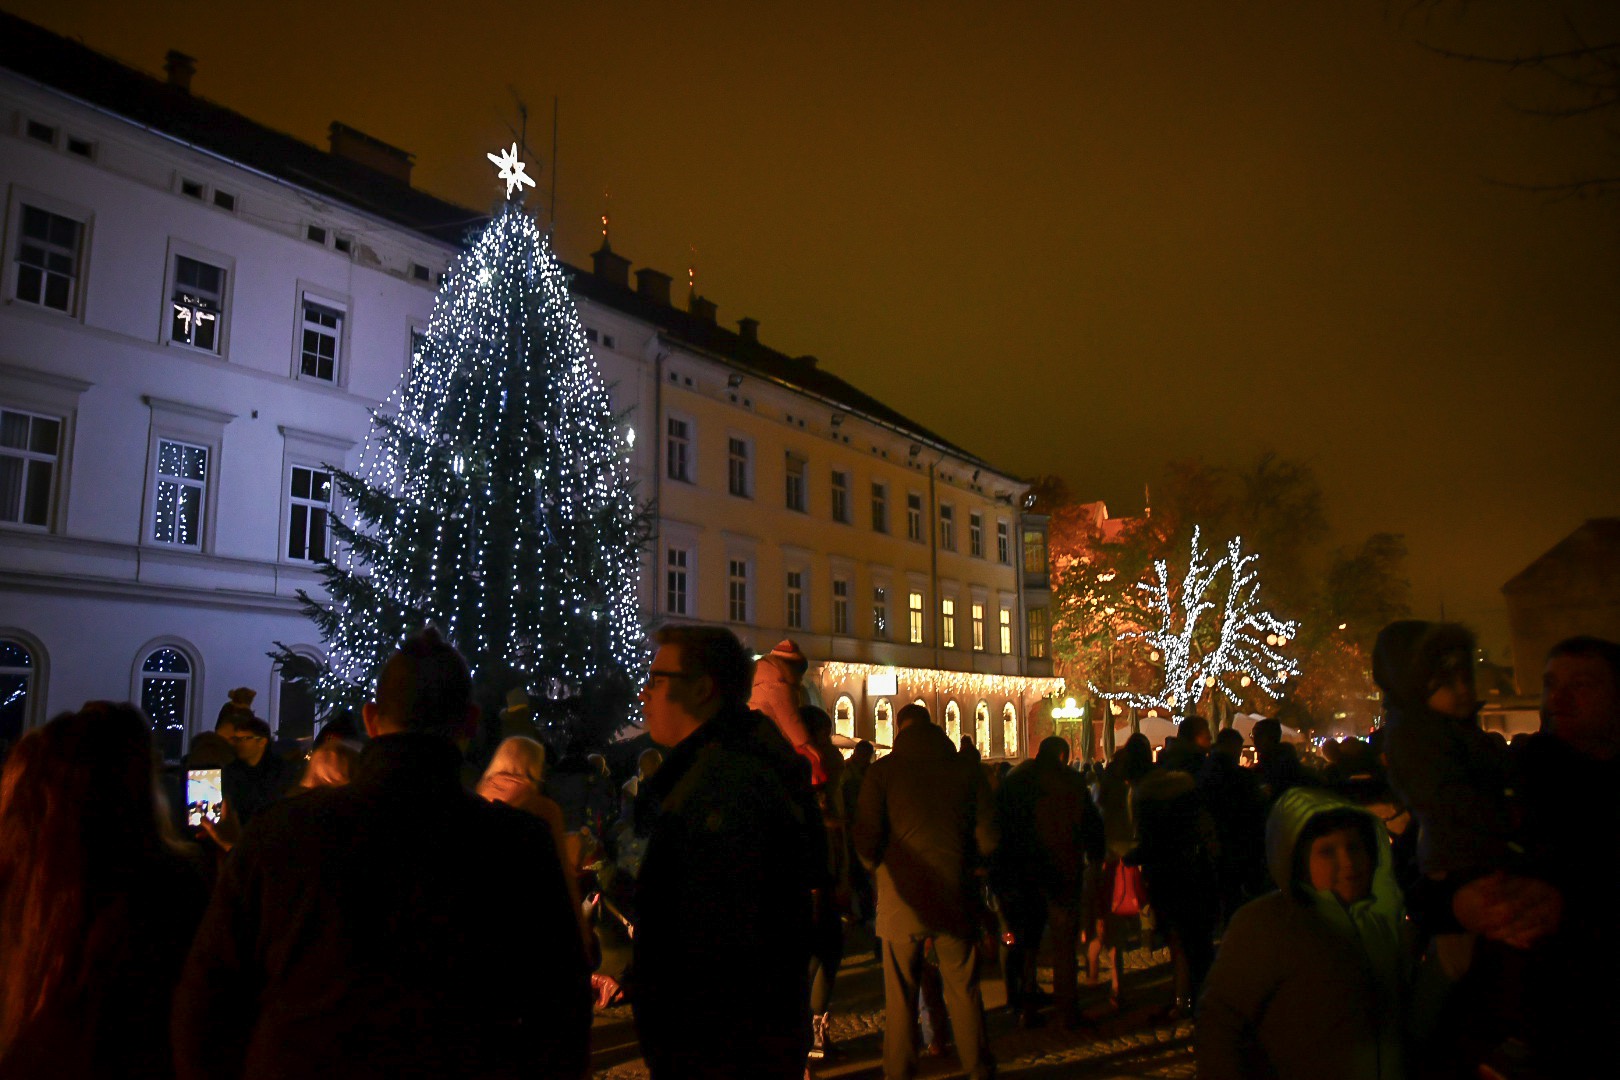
[327,122,414,186]
[796,354,820,369]
[635,268,672,307]
[591,242,632,289]
[689,294,717,323]
[736,317,759,344]
[164,50,196,93]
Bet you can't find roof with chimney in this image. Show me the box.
[1502,518,1620,599]
[0,10,992,469]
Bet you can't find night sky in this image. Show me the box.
[19,1,1620,663]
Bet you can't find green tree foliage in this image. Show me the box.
[276,204,650,749]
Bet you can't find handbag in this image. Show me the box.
[1106,859,1148,918]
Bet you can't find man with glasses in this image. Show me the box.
[221,715,292,827]
[630,624,819,1078]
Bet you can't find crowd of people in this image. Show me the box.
[0,620,1613,1079]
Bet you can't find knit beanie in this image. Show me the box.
[768,639,808,679]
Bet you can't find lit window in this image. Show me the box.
[997,520,1010,564]
[834,696,855,739]
[1003,702,1019,757]
[786,570,804,630]
[785,453,805,512]
[941,597,957,648]
[666,548,689,615]
[907,493,923,542]
[170,255,225,352]
[873,586,888,640]
[832,578,850,635]
[971,603,985,651]
[975,701,991,756]
[287,466,333,561]
[152,439,207,547]
[0,639,35,745]
[728,438,751,498]
[908,591,924,644]
[874,698,893,752]
[299,298,343,382]
[0,408,60,528]
[1027,607,1050,660]
[831,470,849,523]
[970,512,984,557]
[14,205,82,313]
[140,647,192,761]
[728,558,749,622]
[871,482,888,533]
[1024,528,1048,576]
[999,607,1013,654]
[939,503,955,551]
[666,418,691,482]
[945,700,962,745]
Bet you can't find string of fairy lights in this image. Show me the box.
[817,660,1065,702]
[307,150,645,731]
[1089,526,1298,715]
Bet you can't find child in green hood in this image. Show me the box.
[1197,788,1417,1080]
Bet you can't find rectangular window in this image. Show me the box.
[728,558,749,622]
[831,470,850,524]
[666,418,690,482]
[785,453,805,512]
[1024,528,1048,575]
[873,586,888,639]
[666,548,689,615]
[871,482,888,533]
[997,520,1011,564]
[906,492,923,542]
[970,512,984,557]
[15,206,82,313]
[939,503,956,551]
[728,438,750,498]
[941,597,957,648]
[170,255,225,352]
[153,438,207,547]
[286,466,333,561]
[786,570,804,630]
[25,119,55,144]
[299,298,343,382]
[908,591,925,644]
[971,603,985,651]
[1027,607,1050,660]
[832,579,850,635]
[0,408,61,528]
[999,607,1013,654]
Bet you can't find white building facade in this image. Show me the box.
[0,16,1056,760]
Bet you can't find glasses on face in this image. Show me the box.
[642,670,698,690]
[227,734,265,745]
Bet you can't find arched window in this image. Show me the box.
[0,638,36,745]
[874,698,893,754]
[974,701,991,755]
[276,653,321,744]
[944,700,962,746]
[834,695,855,740]
[1003,702,1019,758]
[140,647,192,761]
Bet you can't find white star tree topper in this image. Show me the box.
[486,143,537,199]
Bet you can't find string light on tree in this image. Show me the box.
[1088,526,1298,715]
[275,148,649,747]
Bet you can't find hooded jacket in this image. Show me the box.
[1197,788,1410,1080]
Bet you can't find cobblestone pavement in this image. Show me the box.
[591,930,1195,1079]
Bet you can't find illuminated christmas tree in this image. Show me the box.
[1089,527,1298,716]
[280,149,648,746]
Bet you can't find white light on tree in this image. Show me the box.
[1088,526,1298,715]
[275,162,648,747]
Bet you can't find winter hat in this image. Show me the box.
[768,639,808,678]
[1372,620,1475,711]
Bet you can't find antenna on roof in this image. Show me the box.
[550,96,559,225]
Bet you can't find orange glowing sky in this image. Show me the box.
[16,0,1620,661]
